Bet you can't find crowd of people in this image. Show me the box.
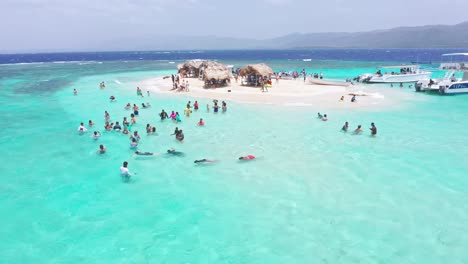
[75,83,255,182]
[317,112,378,136]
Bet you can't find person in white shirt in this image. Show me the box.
[78,122,87,133]
[120,161,134,180]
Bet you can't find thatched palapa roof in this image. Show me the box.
[239,63,274,77]
[202,61,230,81]
[177,59,208,76]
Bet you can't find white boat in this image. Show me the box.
[416,53,468,94]
[307,78,351,87]
[357,65,431,83]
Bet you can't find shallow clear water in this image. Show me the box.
[0,59,467,263]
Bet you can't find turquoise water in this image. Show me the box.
[1,60,467,263]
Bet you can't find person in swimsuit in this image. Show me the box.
[113,122,122,131]
[370,122,377,136]
[171,127,179,136]
[135,150,154,156]
[342,121,349,132]
[120,161,134,180]
[194,101,199,111]
[198,118,205,126]
[130,138,138,148]
[322,114,328,121]
[194,159,217,163]
[109,95,116,102]
[130,131,140,142]
[354,125,363,134]
[239,155,255,160]
[91,131,101,139]
[78,122,87,133]
[97,144,107,154]
[222,101,227,112]
[175,112,182,122]
[167,148,184,156]
[184,107,191,117]
[170,111,176,120]
[88,120,94,127]
[73,89,78,95]
[317,112,323,119]
[160,110,169,120]
[351,95,356,102]
[176,130,184,141]
[104,111,110,122]
[125,103,131,110]
[213,103,219,113]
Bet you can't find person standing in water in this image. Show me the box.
[342,122,349,132]
[73,89,78,95]
[370,122,377,136]
[159,110,168,120]
[194,101,199,111]
[354,125,363,134]
[120,161,135,180]
[222,101,227,112]
[97,144,107,154]
[198,118,205,126]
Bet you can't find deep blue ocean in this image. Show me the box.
[1,48,467,64]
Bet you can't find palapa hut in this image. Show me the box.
[201,61,231,88]
[239,63,274,86]
[177,59,207,78]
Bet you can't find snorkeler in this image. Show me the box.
[135,150,154,156]
[167,148,184,156]
[194,159,217,163]
[238,155,255,160]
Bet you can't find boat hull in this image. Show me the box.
[367,72,431,83]
[308,78,351,87]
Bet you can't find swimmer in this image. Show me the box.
[197,118,205,126]
[90,131,101,139]
[169,111,176,120]
[130,131,140,142]
[142,103,148,108]
[354,125,363,134]
[97,144,107,154]
[146,124,152,133]
[322,114,328,121]
[176,130,184,141]
[130,138,138,148]
[342,121,349,132]
[109,95,116,101]
[125,103,131,110]
[113,122,122,131]
[238,155,255,160]
[120,161,135,180]
[73,89,78,95]
[351,95,356,103]
[131,113,136,124]
[370,122,377,136]
[194,159,217,163]
[184,107,191,117]
[167,148,184,156]
[160,110,169,120]
[135,150,154,156]
[317,112,323,119]
[78,122,87,133]
[222,101,227,112]
[88,120,94,127]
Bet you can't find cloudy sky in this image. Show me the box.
[1,0,467,52]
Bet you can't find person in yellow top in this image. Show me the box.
[184,107,192,117]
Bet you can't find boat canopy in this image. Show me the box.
[442,53,468,56]
[379,65,420,69]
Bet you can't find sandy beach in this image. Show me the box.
[139,76,408,110]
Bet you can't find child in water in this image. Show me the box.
[198,118,205,126]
